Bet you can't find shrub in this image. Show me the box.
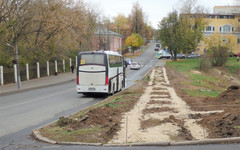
[199,54,212,72]
[57,117,73,127]
[209,45,229,67]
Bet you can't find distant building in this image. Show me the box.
[93,26,122,53]
[183,6,240,54]
[213,6,240,14]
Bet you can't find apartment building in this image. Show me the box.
[191,6,240,54]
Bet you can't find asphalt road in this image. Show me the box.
[1,44,240,150]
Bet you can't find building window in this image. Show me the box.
[223,25,231,32]
[206,26,211,31]
[205,26,215,32]
[197,38,200,43]
[223,38,226,43]
[238,38,240,44]
[217,15,235,19]
[238,19,240,22]
[204,48,207,53]
[220,25,234,33]
[206,15,215,19]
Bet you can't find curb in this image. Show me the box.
[32,130,57,144]
[0,79,74,96]
[104,137,240,146]
[33,129,102,146]
[33,127,240,147]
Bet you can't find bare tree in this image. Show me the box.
[129,2,145,37]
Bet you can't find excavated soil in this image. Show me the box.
[167,67,240,139]
[48,65,240,144]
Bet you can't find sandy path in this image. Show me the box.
[110,67,223,144]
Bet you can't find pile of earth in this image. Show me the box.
[199,85,240,139]
[56,105,122,143]
[216,85,240,103]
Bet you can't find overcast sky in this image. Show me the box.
[84,0,235,29]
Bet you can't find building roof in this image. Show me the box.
[213,6,240,14]
[181,13,240,16]
[95,27,121,37]
[214,6,240,8]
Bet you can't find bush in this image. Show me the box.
[199,54,212,72]
[57,117,73,127]
[209,45,229,67]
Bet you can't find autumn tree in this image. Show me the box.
[113,14,128,35]
[144,24,153,41]
[0,0,99,67]
[125,33,144,53]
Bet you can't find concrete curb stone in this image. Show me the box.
[32,129,57,144]
[32,127,240,147]
[58,142,102,146]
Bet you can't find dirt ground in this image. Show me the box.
[167,67,240,139]
[41,65,240,144]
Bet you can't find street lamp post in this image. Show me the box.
[7,42,21,89]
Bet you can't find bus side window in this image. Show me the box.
[109,55,123,67]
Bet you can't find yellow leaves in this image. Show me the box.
[205,33,236,51]
[125,33,144,48]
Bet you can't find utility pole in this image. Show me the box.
[107,25,110,50]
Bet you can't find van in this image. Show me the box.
[156,50,171,59]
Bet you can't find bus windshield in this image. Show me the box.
[80,54,105,65]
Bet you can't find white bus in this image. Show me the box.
[76,51,126,95]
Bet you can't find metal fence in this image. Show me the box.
[0,57,76,85]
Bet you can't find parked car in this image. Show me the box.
[234,53,240,57]
[176,53,186,59]
[130,62,141,70]
[186,53,200,58]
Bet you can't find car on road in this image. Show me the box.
[154,43,160,51]
[156,50,171,59]
[130,62,141,70]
